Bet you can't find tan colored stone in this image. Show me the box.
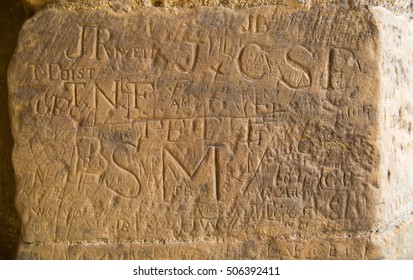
[7,3,413,259]
[21,0,413,13]
[24,0,54,9]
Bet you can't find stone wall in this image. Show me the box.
[23,0,413,13]
[1,0,412,259]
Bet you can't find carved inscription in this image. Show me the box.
[9,6,380,257]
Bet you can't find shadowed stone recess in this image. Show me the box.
[0,0,25,260]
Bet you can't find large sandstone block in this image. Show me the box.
[8,4,413,259]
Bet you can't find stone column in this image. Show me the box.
[6,0,413,259]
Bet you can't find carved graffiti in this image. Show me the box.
[9,6,382,259]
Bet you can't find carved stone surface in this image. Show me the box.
[8,5,413,259]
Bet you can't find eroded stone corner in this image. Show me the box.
[370,6,413,259]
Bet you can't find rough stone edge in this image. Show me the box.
[16,212,413,259]
[23,0,413,14]
[371,6,413,259]
[16,236,382,260]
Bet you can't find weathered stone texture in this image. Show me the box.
[372,7,413,259]
[7,2,413,259]
[22,0,413,13]
[374,7,413,225]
